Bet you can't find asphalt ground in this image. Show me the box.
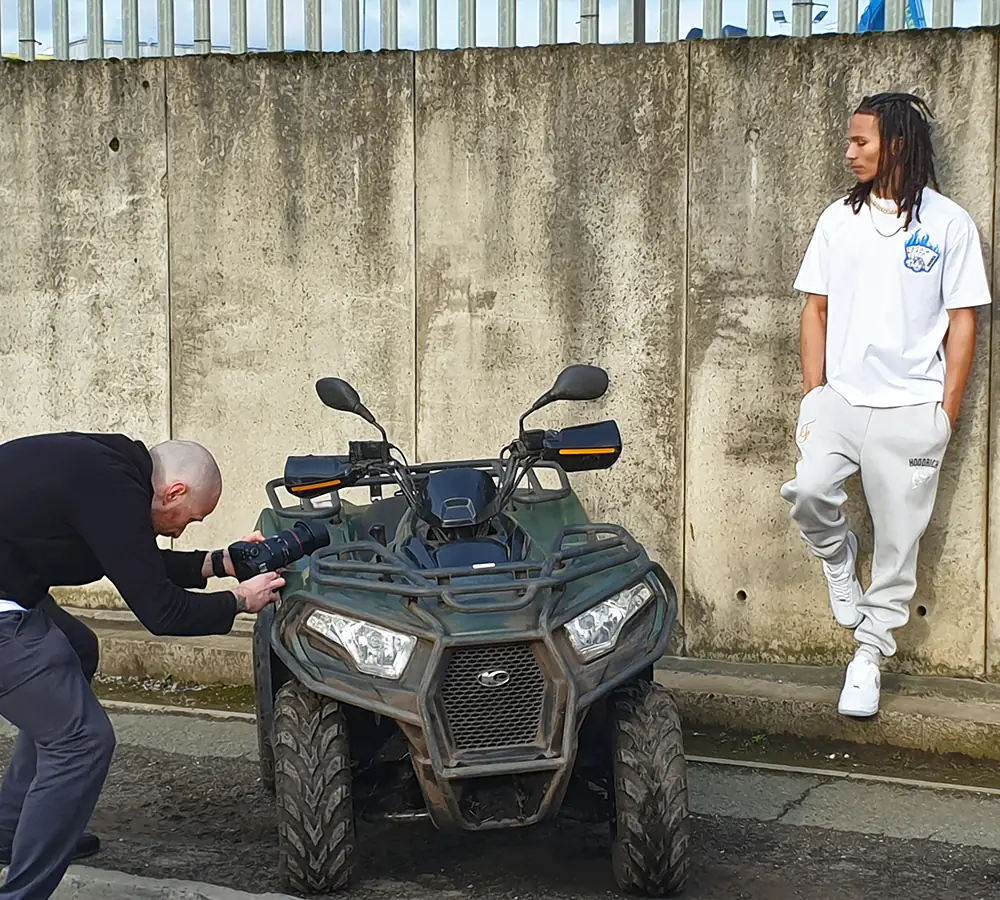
[1,712,999,900]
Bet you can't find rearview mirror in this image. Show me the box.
[519,364,609,433]
[315,377,385,438]
[316,377,362,414]
[546,364,609,403]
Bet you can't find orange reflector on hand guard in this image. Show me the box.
[289,479,343,494]
[557,448,617,456]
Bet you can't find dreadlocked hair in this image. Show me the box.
[845,92,938,229]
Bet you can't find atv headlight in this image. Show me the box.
[564,582,654,662]
[305,610,416,680]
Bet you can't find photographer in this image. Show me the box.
[0,432,284,900]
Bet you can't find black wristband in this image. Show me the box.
[211,548,228,579]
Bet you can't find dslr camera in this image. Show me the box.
[228,520,331,583]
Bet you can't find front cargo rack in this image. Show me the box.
[310,523,650,613]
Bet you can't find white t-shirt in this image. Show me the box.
[794,187,992,408]
[0,599,26,614]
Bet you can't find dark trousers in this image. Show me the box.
[0,597,114,900]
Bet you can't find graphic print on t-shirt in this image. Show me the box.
[903,230,942,274]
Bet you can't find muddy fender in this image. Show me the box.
[253,605,276,794]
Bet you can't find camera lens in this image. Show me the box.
[288,520,331,557]
[229,520,332,582]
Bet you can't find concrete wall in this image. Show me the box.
[1,28,999,678]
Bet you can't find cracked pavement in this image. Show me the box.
[687,766,833,826]
[688,763,1000,848]
[1,712,999,898]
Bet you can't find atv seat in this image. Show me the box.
[352,494,409,550]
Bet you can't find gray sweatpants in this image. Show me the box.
[780,384,952,657]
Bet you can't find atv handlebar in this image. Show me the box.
[281,365,623,515]
[281,420,622,513]
[336,435,550,514]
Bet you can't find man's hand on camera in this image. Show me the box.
[225,530,265,578]
[233,571,285,614]
[203,531,266,581]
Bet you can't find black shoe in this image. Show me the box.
[0,831,101,866]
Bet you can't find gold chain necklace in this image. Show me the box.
[869,194,896,215]
[867,195,905,238]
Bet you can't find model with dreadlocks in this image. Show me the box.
[780,92,992,718]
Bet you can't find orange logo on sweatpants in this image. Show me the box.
[798,419,815,444]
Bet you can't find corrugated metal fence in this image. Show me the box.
[1,0,997,62]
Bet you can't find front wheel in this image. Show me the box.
[610,680,691,896]
[273,681,356,894]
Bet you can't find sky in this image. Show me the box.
[0,0,988,59]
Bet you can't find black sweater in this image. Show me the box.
[0,431,237,636]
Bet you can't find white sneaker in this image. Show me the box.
[823,532,863,629]
[838,654,881,718]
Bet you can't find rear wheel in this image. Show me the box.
[273,681,356,894]
[610,680,690,896]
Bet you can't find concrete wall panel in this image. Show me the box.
[167,53,416,554]
[0,59,170,445]
[0,59,170,610]
[414,45,689,638]
[685,31,996,677]
[988,52,1000,682]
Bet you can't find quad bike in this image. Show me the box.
[238,364,690,897]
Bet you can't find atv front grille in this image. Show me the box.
[440,644,546,752]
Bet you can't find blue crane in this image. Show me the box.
[857,0,928,29]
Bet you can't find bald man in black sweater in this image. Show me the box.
[0,432,284,900]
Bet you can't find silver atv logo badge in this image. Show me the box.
[477,669,511,688]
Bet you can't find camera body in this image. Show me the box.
[228,519,332,582]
